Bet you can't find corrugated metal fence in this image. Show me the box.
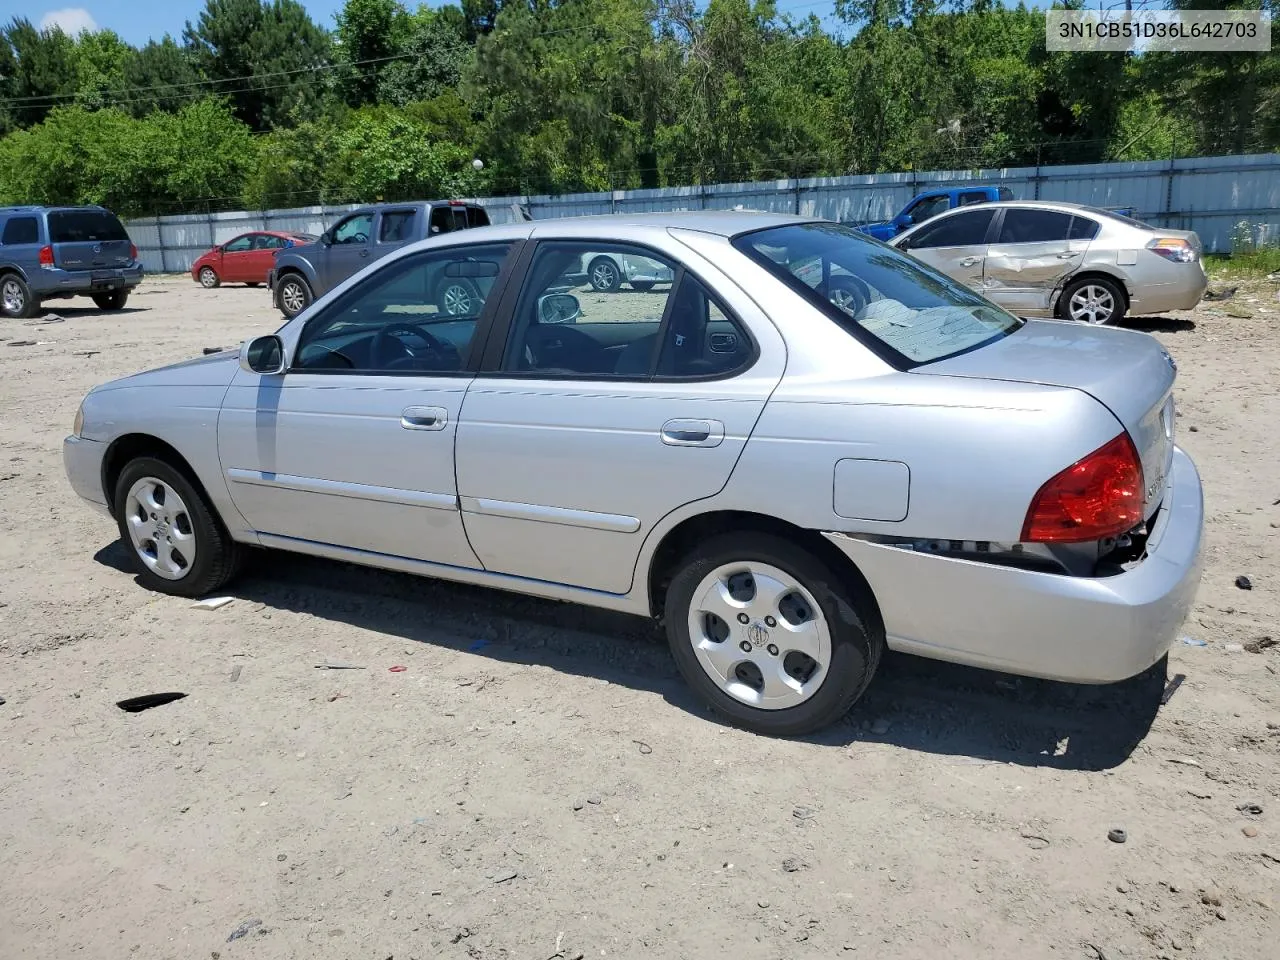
[126,152,1280,274]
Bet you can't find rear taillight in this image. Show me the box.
[1147,237,1196,263]
[1022,433,1144,543]
[129,243,138,261]
[38,245,54,269]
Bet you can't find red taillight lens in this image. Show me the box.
[1022,433,1144,543]
[130,243,138,261]
[38,245,55,268]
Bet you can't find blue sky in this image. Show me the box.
[16,1,349,45]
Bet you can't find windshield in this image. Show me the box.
[733,222,1022,366]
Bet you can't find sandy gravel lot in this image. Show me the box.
[1,274,1277,960]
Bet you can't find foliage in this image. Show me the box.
[1,0,1278,214]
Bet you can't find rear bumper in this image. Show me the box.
[32,264,144,296]
[1128,266,1208,316]
[63,435,110,516]
[823,445,1204,684]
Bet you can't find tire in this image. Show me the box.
[436,277,480,317]
[1058,276,1126,325]
[277,274,312,318]
[92,290,129,311]
[587,256,621,292]
[630,280,655,292]
[113,456,242,598]
[664,532,884,737]
[199,266,220,289]
[0,273,37,319]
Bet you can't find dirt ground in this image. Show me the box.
[1,274,1277,960]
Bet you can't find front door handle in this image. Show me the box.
[401,405,448,431]
[960,256,982,267]
[1056,252,1079,259]
[359,249,370,258]
[661,419,725,448]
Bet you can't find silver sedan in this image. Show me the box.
[889,200,1208,325]
[64,212,1204,736]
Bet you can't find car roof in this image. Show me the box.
[530,210,814,238]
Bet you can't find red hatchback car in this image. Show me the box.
[191,231,318,288]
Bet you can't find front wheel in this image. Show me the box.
[1059,276,1126,325]
[664,532,884,737]
[113,457,242,598]
[277,274,312,318]
[92,290,129,311]
[199,267,220,288]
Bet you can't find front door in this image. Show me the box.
[454,240,783,594]
[900,207,996,293]
[220,234,255,282]
[322,212,375,291]
[983,207,1087,316]
[217,240,517,566]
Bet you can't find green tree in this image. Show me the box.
[183,0,331,129]
[0,18,79,127]
[72,30,133,110]
[121,37,203,117]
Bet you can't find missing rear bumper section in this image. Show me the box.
[823,446,1204,685]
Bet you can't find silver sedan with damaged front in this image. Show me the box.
[63,212,1204,737]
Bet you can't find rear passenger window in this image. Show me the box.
[379,210,416,243]
[2,217,38,245]
[997,209,1073,244]
[957,192,990,207]
[1068,216,1100,241]
[468,207,490,228]
[502,242,678,378]
[655,277,753,379]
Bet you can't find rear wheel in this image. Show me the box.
[437,278,479,316]
[113,456,242,598]
[630,280,655,292]
[664,532,884,737]
[588,256,621,292]
[1,273,36,319]
[199,267,220,288]
[1059,276,1126,325]
[92,290,129,311]
[277,274,312,318]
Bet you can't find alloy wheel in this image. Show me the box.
[686,561,831,710]
[281,280,306,315]
[591,261,619,291]
[124,477,198,581]
[2,278,26,314]
[199,267,218,288]
[1068,284,1116,324]
[441,283,473,316]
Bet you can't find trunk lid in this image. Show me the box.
[48,209,133,271]
[919,319,1177,521]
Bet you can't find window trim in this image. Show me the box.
[286,239,525,379]
[474,238,759,384]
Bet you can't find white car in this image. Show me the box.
[581,250,674,292]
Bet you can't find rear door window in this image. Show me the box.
[379,210,417,243]
[48,210,128,243]
[997,209,1073,244]
[467,207,490,228]
[1,217,39,245]
[908,209,995,249]
[957,191,991,207]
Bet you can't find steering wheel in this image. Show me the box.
[371,322,460,371]
[826,275,871,319]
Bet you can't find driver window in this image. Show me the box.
[292,242,512,374]
[500,242,678,379]
[224,235,253,253]
[332,213,373,245]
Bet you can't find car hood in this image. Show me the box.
[919,319,1177,519]
[96,350,240,391]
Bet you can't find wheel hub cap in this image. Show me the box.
[687,561,830,711]
[1069,285,1114,324]
[124,477,197,581]
[2,279,23,312]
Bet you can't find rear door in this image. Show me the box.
[374,208,419,257]
[246,234,284,282]
[984,208,1085,316]
[898,207,997,293]
[454,238,782,594]
[47,209,131,272]
[0,214,42,275]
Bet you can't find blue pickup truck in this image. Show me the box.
[855,186,1015,242]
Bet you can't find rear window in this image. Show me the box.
[733,222,1022,367]
[48,209,128,243]
[998,187,1014,201]
[1082,205,1151,229]
[468,206,490,227]
[1,216,39,245]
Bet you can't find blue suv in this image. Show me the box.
[0,205,144,318]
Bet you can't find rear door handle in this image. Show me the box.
[401,405,448,431]
[661,419,725,447]
[359,249,370,258]
[1056,252,1079,259]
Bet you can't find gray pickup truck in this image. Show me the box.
[268,200,492,318]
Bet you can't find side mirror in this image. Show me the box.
[240,335,286,375]
[538,292,581,324]
[320,231,332,246]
